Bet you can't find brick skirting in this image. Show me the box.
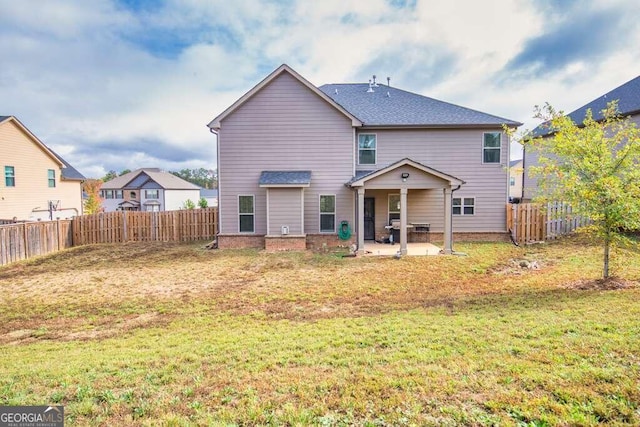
[217,234,265,249]
[265,235,307,251]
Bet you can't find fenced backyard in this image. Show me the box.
[0,208,217,266]
[507,202,589,245]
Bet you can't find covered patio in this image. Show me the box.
[349,158,465,256]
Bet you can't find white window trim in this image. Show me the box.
[319,194,336,233]
[482,132,502,164]
[357,133,377,166]
[47,169,56,188]
[453,197,476,216]
[145,189,159,199]
[238,194,255,233]
[388,193,400,224]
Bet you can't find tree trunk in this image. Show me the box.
[603,232,610,279]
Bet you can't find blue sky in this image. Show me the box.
[1,0,638,178]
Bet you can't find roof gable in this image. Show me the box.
[207,64,362,130]
[0,116,85,181]
[320,84,522,128]
[349,158,465,188]
[103,168,200,190]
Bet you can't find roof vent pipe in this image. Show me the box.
[367,79,374,93]
[372,75,379,87]
[387,77,391,87]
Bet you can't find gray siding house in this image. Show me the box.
[208,64,521,254]
[524,75,640,201]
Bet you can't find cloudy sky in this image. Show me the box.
[2,0,639,179]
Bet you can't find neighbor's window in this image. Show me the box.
[4,166,15,187]
[320,195,336,233]
[388,194,400,224]
[510,177,516,186]
[145,189,159,199]
[483,132,501,163]
[102,190,114,199]
[130,191,137,199]
[358,134,377,165]
[453,197,475,215]
[239,195,254,233]
[47,169,56,187]
[115,190,123,199]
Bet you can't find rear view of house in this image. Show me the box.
[0,116,84,221]
[100,168,201,212]
[208,64,521,253]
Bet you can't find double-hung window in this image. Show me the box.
[388,194,400,224]
[5,166,15,187]
[453,197,475,215]
[483,132,501,163]
[102,190,114,199]
[48,169,56,187]
[115,190,123,199]
[358,134,377,165]
[320,195,336,233]
[239,195,254,233]
[145,189,159,199]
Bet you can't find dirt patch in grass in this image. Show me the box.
[563,277,637,291]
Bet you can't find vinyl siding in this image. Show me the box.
[164,189,201,211]
[0,120,82,220]
[267,188,303,235]
[366,189,442,237]
[218,71,355,235]
[359,129,509,232]
[509,160,524,199]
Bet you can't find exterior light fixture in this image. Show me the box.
[401,172,410,182]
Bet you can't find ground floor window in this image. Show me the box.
[239,195,255,233]
[388,194,400,224]
[320,195,336,232]
[453,197,475,215]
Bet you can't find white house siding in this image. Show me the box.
[0,120,82,220]
[509,160,524,200]
[267,188,303,235]
[218,72,355,235]
[164,189,201,211]
[359,129,509,232]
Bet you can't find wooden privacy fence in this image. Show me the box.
[0,208,218,266]
[0,220,73,265]
[507,202,589,245]
[72,209,218,245]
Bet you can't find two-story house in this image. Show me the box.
[523,75,640,201]
[208,65,521,254]
[0,115,85,220]
[100,168,201,212]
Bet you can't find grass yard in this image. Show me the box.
[1,239,639,426]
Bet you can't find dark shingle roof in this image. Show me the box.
[259,171,311,186]
[0,116,9,122]
[319,84,521,127]
[532,75,640,137]
[47,148,85,180]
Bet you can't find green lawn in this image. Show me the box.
[0,239,639,426]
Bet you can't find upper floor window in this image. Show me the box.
[48,169,56,188]
[320,195,336,233]
[130,191,137,199]
[101,190,114,199]
[4,166,15,187]
[358,134,377,165]
[453,197,475,215]
[115,190,123,199]
[238,195,254,233]
[510,177,516,186]
[145,189,159,199]
[483,132,501,163]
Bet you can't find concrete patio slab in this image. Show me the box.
[363,242,441,256]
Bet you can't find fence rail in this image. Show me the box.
[507,202,588,245]
[1,208,218,266]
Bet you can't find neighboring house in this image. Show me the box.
[100,168,201,212]
[200,188,218,207]
[509,159,523,202]
[524,75,640,201]
[208,64,521,254]
[0,116,85,221]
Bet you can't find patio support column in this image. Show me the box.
[357,187,365,254]
[443,186,453,254]
[400,188,408,255]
